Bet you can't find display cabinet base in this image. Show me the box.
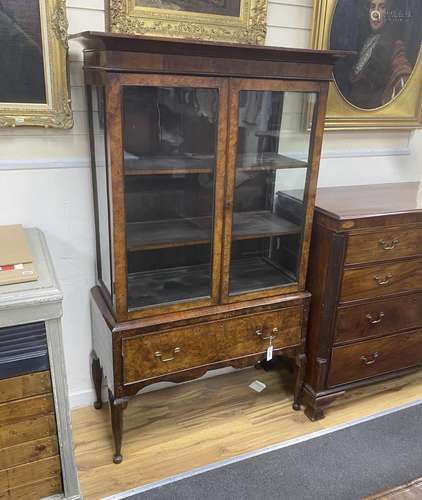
[92,350,306,463]
[90,286,310,463]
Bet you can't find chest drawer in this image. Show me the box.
[122,306,303,385]
[218,307,302,359]
[346,227,422,265]
[335,292,422,343]
[122,323,217,384]
[0,371,62,499]
[340,259,422,303]
[328,328,422,387]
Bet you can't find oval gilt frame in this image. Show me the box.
[311,0,422,130]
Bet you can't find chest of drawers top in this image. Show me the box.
[315,182,422,232]
[313,182,422,306]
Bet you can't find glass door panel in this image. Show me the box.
[123,85,219,310]
[91,86,114,301]
[229,90,317,295]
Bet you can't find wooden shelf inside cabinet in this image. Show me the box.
[126,211,301,252]
[126,216,211,251]
[124,153,306,175]
[229,256,296,295]
[127,256,295,309]
[125,155,215,176]
[233,211,300,241]
[236,153,307,171]
[128,262,211,309]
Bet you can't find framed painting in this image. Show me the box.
[312,0,422,129]
[0,0,72,128]
[106,0,267,44]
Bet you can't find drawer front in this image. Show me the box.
[340,259,422,303]
[346,228,422,265]
[0,394,54,426]
[335,292,422,343]
[0,371,51,404]
[123,323,217,384]
[0,436,59,471]
[5,456,61,492]
[328,328,422,387]
[217,307,302,360]
[123,306,303,385]
[0,414,57,450]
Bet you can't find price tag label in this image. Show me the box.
[267,344,273,361]
[249,380,266,393]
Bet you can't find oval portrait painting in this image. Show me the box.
[329,0,422,110]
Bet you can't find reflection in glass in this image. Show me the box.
[229,91,316,295]
[122,86,218,310]
[92,86,113,297]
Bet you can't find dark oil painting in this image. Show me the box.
[329,0,422,109]
[0,0,47,104]
[135,0,241,17]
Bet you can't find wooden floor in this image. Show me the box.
[72,367,422,500]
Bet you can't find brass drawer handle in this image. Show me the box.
[378,238,399,250]
[360,352,379,366]
[373,273,393,286]
[366,312,385,325]
[154,347,181,363]
[256,327,278,341]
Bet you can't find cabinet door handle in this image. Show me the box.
[256,327,278,341]
[378,238,399,250]
[154,347,181,362]
[360,352,379,366]
[366,312,385,325]
[373,273,393,286]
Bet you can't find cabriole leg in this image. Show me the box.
[91,351,103,410]
[293,352,306,411]
[108,389,127,464]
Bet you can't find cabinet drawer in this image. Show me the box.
[0,372,51,405]
[340,259,422,303]
[328,329,422,387]
[123,323,217,384]
[346,228,422,265]
[335,292,422,343]
[218,307,302,360]
[122,307,303,385]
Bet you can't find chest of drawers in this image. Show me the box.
[302,183,422,420]
[0,229,80,499]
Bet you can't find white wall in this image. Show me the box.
[0,0,421,408]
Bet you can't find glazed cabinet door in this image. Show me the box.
[88,84,115,309]
[107,74,228,319]
[221,79,325,302]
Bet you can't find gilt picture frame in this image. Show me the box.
[0,0,72,129]
[106,0,267,45]
[311,0,422,130]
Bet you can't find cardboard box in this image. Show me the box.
[0,225,38,285]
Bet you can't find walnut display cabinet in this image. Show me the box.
[74,31,344,463]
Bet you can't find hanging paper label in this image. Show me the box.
[267,345,273,361]
[249,380,266,393]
